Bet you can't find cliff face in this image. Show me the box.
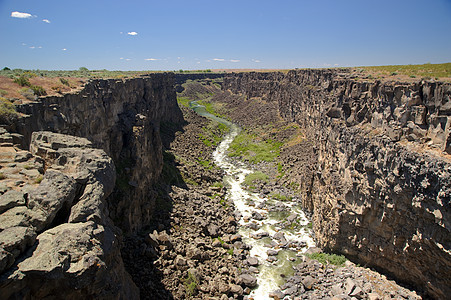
[14,74,183,232]
[0,74,183,299]
[223,70,451,299]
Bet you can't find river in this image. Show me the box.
[190,101,316,299]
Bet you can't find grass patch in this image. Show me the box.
[183,271,198,297]
[271,192,292,201]
[212,181,223,189]
[177,96,191,108]
[197,158,213,170]
[305,252,347,267]
[228,131,282,163]
[34,174,44,184]
[244,171,269,189]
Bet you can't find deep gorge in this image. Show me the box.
[0,70,449,299]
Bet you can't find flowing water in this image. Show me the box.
[190,102,316,299]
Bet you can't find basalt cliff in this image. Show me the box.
[0,74,183,298]
[219,70,450,299]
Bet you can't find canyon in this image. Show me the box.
[0,70,449,299]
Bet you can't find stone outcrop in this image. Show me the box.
[0,131,138,299]
[221,70,451,299]
[12,74,183,233]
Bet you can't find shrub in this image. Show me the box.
[305,252,347,267]
[19,88,37,100]
[30,85,47,96]
[0,97,19,124]
[183,272,198,297]
[59,78,70,86]
[14,76,31,87]
[0,89,7,97]
[0,173,6,180]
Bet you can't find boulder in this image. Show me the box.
[239,273,258,288]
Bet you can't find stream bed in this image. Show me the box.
[191,101,316,299]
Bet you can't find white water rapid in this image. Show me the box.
[191,102,316,299]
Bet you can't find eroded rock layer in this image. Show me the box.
[222,70,451,299]
[14,74,183,233]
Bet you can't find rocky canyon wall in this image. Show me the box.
[14,74,183,232]
[223,70,451,299]
[0,74,183,299]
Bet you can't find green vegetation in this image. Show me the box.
[0,97,19,124]
[305,252,347,267]
[30,85,47,96]
[177,96,191,108]
[19,88,37,100]
[271,192,292,202]
[228,131,282,163]
[183,271,198,297]
[277,162,285,178]
[244,171,269,189]
[0,173,5,180]
[34,174,44,184]
[0,89,8,97]
[360,62,451,79]
[59,78,70,86]
[212,181,223,189]
[14,75,31,87]
[197,158,214,170]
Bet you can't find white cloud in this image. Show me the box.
[252,59,261,63]
[230,59,240,63]
[119,57,124,60]
[11,11,33,19]
[127,32,138,36]
[144,58,159,61]
[42,19,50,23]
[125,58,131,61]
[38,46,42,49]
[62,48,67,51]
[213,58,225,61]
[29,46,35,49]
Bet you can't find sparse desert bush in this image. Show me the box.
[183,271,198,297]
[0,97,19,124]
[19,88,37,100]
[30,85,47,96]
[14,75,31,87]
[59,78,70,86]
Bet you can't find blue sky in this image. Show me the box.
[1,0,450,71]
